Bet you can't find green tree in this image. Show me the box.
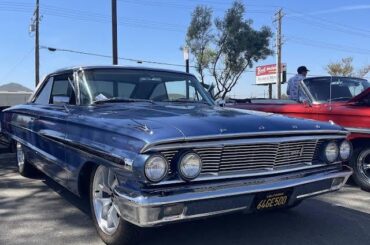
[185,1,273,99]
[186,6,213,85]
[325,57,370,78]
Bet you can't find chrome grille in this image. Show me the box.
[220,144,277,171]
[161,139,320,174]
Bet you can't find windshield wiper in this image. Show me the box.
[93,98,154,105]
[164,98,210,105]
[329,97,353,102]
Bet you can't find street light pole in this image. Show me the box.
[112,0,118,65]
[183,46,189,73]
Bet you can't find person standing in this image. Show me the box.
[287,66,309,101]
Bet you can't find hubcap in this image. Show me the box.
[92,165,120,235]
[16,142,25,169]
[358,149,370,178]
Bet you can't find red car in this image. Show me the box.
[229,76,370,191]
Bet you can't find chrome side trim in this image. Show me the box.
[141,131,348,153]
[345,127,370,135]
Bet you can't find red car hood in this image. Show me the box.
[348,87,370,103]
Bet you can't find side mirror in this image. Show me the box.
[53,95,70,105]
[215,98,226,107]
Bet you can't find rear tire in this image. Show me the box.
[350,147,370,192]
[90,165,141,245]
[16,142,38,177]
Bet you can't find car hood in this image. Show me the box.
[81,103,343,143]
[348,87,370,104]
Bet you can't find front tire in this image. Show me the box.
[16,142,38,177]
[90,165,140,245]
[350,147,370,192]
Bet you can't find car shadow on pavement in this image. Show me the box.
[0,154,101,245]
[1,154,370,245]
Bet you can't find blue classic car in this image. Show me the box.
[1,66,353,245]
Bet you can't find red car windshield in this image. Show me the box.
[303,77,370,103]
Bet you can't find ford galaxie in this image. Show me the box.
[0,67,353,245]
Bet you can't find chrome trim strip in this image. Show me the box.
[131,207,248,227]
[114,166,352,207]
[154,163,340,186]
[296,171,349,199]
[114,166,352,227]
[141,131,348,153]
[345,127,370,135]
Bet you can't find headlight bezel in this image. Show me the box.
[339,140,352,161]
[178,151,203,181]
[144,154,169,183]
[323,141,339,163]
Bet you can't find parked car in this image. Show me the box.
[0,67,352,245]
[229,76,370,191]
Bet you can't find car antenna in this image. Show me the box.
[329,76,333,111]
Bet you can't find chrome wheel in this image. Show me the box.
[358,149,370,178]
[16,142,25,169]
[92,165,121,235]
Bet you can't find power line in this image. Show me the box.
[40,46,189,68]
[118,0,275,13]
[286,14,370,39]
[286,8,370,35]
[40,45,260,73]
[287,36,370,55]
[1,48,34,82]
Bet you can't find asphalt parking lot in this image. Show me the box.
[1,153,370,245]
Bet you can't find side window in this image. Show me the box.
[50,74,76,104]
[34,77,53,104]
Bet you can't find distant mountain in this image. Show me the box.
[0,83,33,92]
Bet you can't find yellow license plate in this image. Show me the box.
[254,189,292,211]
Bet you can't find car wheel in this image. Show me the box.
[90,165,140,245]
[16,142,38,177]
[350,147,370,192]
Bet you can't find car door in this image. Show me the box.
[29,73,76,185]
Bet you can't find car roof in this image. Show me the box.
[304,76,367,81]
[50,65,193,77]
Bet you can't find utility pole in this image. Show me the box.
[274,8,283,99]
[183,46,190,73]
[34,0,40,87]
[112,0,118,65]
[268,84,272,99]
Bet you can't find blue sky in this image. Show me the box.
[0,0,369,98]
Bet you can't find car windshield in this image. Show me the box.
[302,77,370,103]
[77,68,214,106]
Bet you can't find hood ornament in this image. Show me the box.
[258,125,265,130]
[135,124,153,134]
[219,128,228,134]
[131,119,153,134]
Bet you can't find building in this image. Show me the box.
[0,83,33,106]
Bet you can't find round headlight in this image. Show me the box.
[324,141,339,163]
[144,155,168,182]
[179,152,202,180]
[339,140,352,160]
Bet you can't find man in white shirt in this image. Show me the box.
[287,66,309,101]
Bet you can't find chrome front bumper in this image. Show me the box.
[113,166,352,227]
